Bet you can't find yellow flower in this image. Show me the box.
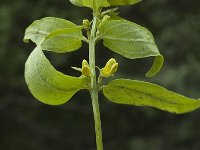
[101,58,118,78]
[82,59,91,77]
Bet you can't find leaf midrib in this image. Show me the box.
[26,30,82,40]
[103,35,155,43]
[107,85,198,106]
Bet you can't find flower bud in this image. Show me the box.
[102,15,110,23]
[82,59,91,77]
[101,58,118,78]
[82,19,90,29]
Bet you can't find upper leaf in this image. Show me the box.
[25,46,89,105]
[70,0,83,7]
[70,0,110,10]
[41,27,83,53]
[24,17,83,53]
[98,20,163,76]
[82,0,110,10]
[103,79,200,114]
[108,0,142,6]
[70,0,141,7]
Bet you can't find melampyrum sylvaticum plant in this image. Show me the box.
[24,0,200,149]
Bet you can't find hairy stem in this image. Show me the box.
[89,16,103,150]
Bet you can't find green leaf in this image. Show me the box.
[82,0,110,10]
[98,20,163,76]
[25,46,89,105]
[103,79,200,114]
[108,0,142,6]
[70,0,83,7]
[41,27,83,53]
[109,15,124,21]
[24,17,82,48]
[69,0,141,8]
[145,55,164,77]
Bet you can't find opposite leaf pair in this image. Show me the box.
[23,16,161,104]
[24,1,200,114]
[24,17,200,114]
[24,1,200,150]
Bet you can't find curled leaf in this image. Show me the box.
[25,46,89,105]
[145,55,164,77]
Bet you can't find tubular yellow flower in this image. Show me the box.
[82,59,91,77]
[101,58,118,78]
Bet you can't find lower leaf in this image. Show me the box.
[103,79,200,114]
[25,46,89,105]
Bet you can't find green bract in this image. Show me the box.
[103,79,200,114]
[98,20,164,77]
[25,46,88,105]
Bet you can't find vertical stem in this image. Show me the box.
[89,16,103,150]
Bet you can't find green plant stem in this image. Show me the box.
[89,15,103,150]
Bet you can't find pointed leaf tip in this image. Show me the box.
[145,55,164,77]
[103,79,200,114]
[98,20,162,60]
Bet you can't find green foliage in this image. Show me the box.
[24,17,83,53]
[70,0,83,7]
[24,0,200,114]
[23,0,200,149]
[98,20,163,76]
[70,0,110,11]
[82,0,110,10]
[98,20,162,59]
[41,27,84,53]
[107,0,142,6]
[103,79,200,114]
[145,55,164,77]
[70,0,142,7]
[25,46,89,105]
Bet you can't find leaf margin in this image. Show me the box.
[103,79,200,114]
